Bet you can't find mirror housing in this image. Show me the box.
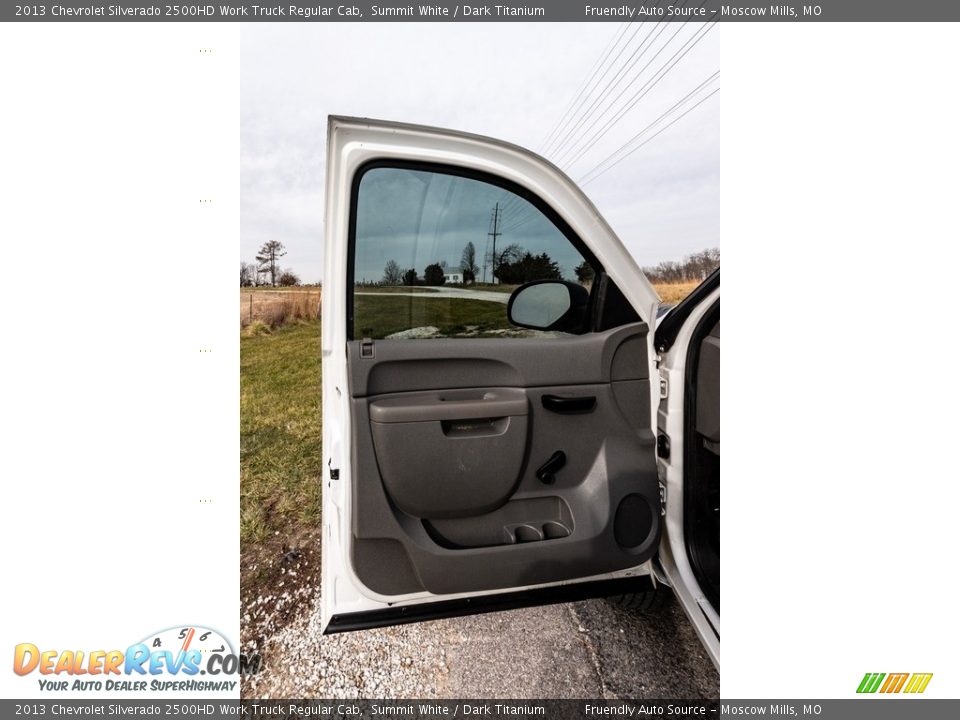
[507,280,590,333]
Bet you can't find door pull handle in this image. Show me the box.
[541,394,596,414]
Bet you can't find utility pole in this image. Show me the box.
[481,241,488,285]
[488,202,502,285]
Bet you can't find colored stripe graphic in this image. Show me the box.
[856,673,885,693]
[904,673,933,694]
[857,672,932,694]
[892,673,910,693]
[880,673,908,693]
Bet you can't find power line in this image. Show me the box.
[538,22,632,153]
[542,20,647,158]
[499,210,538,235]
[554,8,699,167]
[499,195,544,234]
[496,193,533,230]
[579,86,720,187]
[500,10,668,222]
[561,19,717,171]
[498,197,539,234]
[498,23,716,239]
[542,21,642,157]
[578,71,718,184]
[501,11,669,236]
[503,74,719,232]
[548,0,676,162]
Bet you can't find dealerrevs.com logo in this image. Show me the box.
[857,672,933,694]
[13,626,261,693]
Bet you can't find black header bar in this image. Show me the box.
[6,1,960,23]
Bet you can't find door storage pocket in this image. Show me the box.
[369,388,529,519]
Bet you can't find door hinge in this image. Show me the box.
[360,337,375,359]
[659,375,669,399]
[658,482,667,516]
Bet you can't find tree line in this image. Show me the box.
[642,248,720,284]
[240,241,301,287]
[376,241,585,287]
[243,238,719,289]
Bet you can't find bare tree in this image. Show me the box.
[240,262,255,287]
[460,242,479,284]
[256,240,287,287]
[382,259,403,285]
[643,247,720,284]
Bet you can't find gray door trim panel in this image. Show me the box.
[348,323,649,398]
[346,323,659,596]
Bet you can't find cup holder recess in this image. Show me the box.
[507,521,571,544]
[424,497,574,549]
[542,521,571,540]
[513,525,542,543]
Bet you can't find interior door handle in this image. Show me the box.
[541,394,596,414]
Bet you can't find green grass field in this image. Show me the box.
[353,294,512,338]
[240,320,322,544]
[240,295,511,546]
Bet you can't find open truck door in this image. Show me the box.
[320,118,715,667]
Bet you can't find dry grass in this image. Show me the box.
[240,281,701,333]
[653,281,701,305]
[241,288,322,329]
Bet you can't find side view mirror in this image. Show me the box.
[507,280,590,333]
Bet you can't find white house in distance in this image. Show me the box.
[443,269,463,284]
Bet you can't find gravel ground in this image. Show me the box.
[241,539,718,699]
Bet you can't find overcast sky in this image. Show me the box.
[239,23,720,283]
[354,166,587,283]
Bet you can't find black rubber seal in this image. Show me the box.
[325,576,656,634]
